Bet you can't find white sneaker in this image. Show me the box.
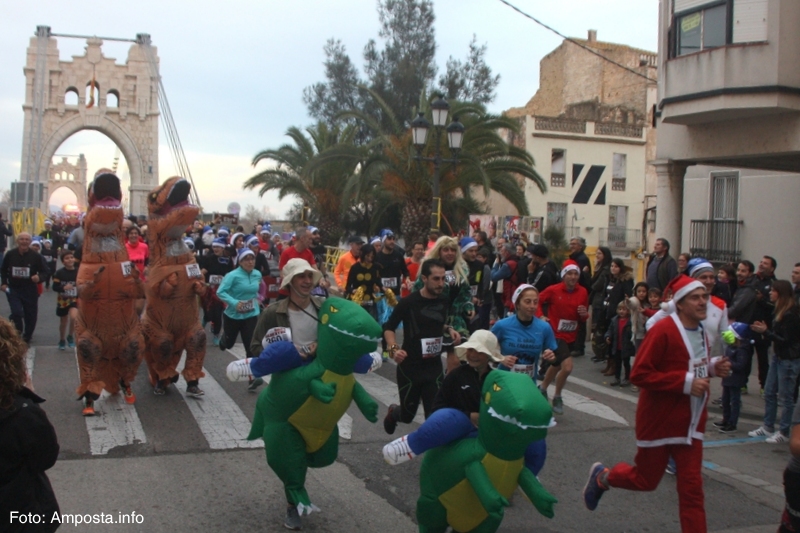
[383,435,416,465]
[226,358,253,382]
[748,426,774,438]
[766,432,789,444]
[368,351,383,373]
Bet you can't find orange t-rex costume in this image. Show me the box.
[141,177,207,391]
[75,173,145,400]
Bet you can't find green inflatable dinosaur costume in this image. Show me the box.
[247,297,382,514]
[417,371,558,533]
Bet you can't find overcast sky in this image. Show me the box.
[0,0,657,218]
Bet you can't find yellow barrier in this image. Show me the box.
[11,208,45,237]
[324,246,345,273]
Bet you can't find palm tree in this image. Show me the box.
[314,91,546,244]
[243,122,357,245]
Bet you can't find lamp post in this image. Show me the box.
[410,96,465,233]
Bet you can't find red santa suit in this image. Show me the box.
[607,278,722,533]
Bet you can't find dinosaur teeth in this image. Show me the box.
[327,323,381,343]
[487,406,557,430]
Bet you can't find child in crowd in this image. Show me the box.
[626,282,650,351]
[40,239,57,289]
[605,301,635,387]
[715,323,755,433]
[52,250,79,350]
[644,287,662,319]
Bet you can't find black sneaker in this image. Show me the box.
[186,384,205,398]
[610,379,621,387]
[218,335,227,351]
[712,420,728,428]
[284,505,301,530]
[711,397,723,406]
[153,380,167,396]
[718,424,737,434]
[384,404,399,435]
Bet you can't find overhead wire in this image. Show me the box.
[495,0,658,83]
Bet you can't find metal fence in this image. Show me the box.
[689,220,743,264]
[599,227,642,251]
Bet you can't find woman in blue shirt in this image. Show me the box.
[217,247,262,357]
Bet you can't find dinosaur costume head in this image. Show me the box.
[317,297,382,375]
[83,172,126,263]
[146,176,199,261]
[479,371,555,460]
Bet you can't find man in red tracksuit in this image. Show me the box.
[537,259,589,415]
[582,275,732,533]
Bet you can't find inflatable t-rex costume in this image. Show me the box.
[141,177,207,394]
[248,297,382,516]
[75,173,145,407]
[417,371,558,533]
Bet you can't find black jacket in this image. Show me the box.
[432,364,490,416]
[605,315,635,359]
[589,265,611,309]
[728,276,758,324]
[646,253,678,291]
[1,248,47,288]
[721,343,753,388]
[604,276,634,322]
[765,307,800,361]
[0,388,60,533]
[570,250,591,290]
[527,260,559,293]
[0,218,12,252]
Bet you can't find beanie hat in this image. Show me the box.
[459,237,478,253]
[230,232,244,245]
[260,227,271,235]
[183,238,195,250]
[660,274,705,314]
[687,257,714,278]
[380,228,394,242]
[245,235,259,247]
[211,238,226,248]
[729,322,753,341]
[529,244,549,258]
[370,236,381,246]
[511,284,536,307]
[560,259,580,279]
[218,226,230,236]
[237,248,255,262]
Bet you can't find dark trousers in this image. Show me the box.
[755,339,770,389]
[575,320,587,355]
[222,314,257,358]
[393,362,443,424]
[203,302,224,336]
[780,468,800,532]
[613,350,631,381]
[722,385,742,426]
[6,284,39,341]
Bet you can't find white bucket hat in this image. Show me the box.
[280,258,323,289]
[455,330,505,363]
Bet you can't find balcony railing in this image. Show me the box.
[599,227,642,251]
[689,220,743,264]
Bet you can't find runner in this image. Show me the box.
[402,241,425,298]
[200,238,233,346]
[216,247,262,363]
[52,249,79,350]
[460,237,485,333]
[582,275,731,533]
[537,260,589,415]
[383,259,461,434]
[375,228,408,303]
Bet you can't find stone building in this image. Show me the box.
[498,30,658,266]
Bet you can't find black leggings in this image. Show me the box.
[613,350,631,381]
[204,302,224,336]
[780,468,800,532]
[222,315,257,358]
[393,362,443,424]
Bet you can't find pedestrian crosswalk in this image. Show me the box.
[28,344,632,458]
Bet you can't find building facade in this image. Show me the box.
[654,0,800,272]
[499,31,658,265]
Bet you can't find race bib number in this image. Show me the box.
[511,364,535,377]
[185,263,202,279]
[63,286,77,297]
[11,267,30,279]
[693,358,708,379]
[268,284,279,293]
[557,319,578,333]
[121,262,132,277]
[262,326,292,348]
[421,337,443,358]
[239,299,256,313]
[381,277,398,288]
[209,275,223,285]
[444,270,456,285]
[361,300,374,307]
[470,285,478,297]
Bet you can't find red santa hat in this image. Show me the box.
[660,274,705,314]
[560,259,581,279]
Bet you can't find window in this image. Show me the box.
[711,172,738,220]
[612,153,626,191]
[551,149,566,187]
[608,205,628,243]
[676,3,729,56]
[547,202,567,230]
[64,87,79,106]
[107,89,120,108]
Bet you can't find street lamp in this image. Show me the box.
[410,96,464,233]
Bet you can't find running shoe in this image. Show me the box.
[610,379,621,387]
[383,435,416,465]
[58,340,66,351]
[712,420,728,428]
[212,335,220,346]
[284,505,301,530]
[121,381,136,405]
[711,397,723,406]
[665,462,676,475]
[384,404,400,435]
[248,377,264,393]
[186,385,205,398]
[748,426,774,438]
[552,396,564,415]
[153,380,167,396]
[718,424,737,434]
[82,398,95,417]
[583,462,609,511]
[226,358,253,382]
[66,335,75,348]
[767,432,788,444]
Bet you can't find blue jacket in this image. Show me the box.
[722,343,753,388]
[217,267,262,320]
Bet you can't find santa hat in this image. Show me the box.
[728,322,753,342]
[237,248,255,262]
[660,274,705,314]
[560,259,580,279]
[245,235,259,247]
[380,228,394,243]
[687,257,714,278]
[211,238,226,248]
[459,237,478,253]
[370,236,381,246]
[511,284,536,307]
[202,225,213,236]
[183,238,195,250]
[217,226,230,236]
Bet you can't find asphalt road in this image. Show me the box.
[2,288,789,533]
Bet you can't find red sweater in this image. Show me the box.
[537,282,588,344]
